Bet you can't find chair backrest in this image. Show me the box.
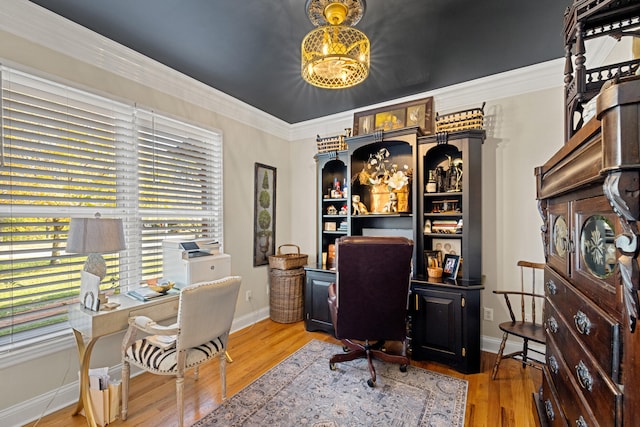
[334,235,414,341]
[516,260,546,324]
[176,276,241,351]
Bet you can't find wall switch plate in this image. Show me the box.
[483,307,494,321]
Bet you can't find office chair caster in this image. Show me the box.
[367,378,376,387]
[400,364,407,372]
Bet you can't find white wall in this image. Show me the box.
[4,0,628,424]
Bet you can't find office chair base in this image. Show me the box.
[329,339,409,387]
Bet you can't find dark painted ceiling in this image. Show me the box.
[28,0,570,124]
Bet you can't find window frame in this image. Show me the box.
[0,65,224,353]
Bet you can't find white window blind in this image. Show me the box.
[135,110,223,279]
[0,67,223,349]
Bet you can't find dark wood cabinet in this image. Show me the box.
[535,76,640,426]
[409,130,484,373]
[303,267,335,334]
[308,127,484,374]
[410,281,482,374]
[535,3,640,424]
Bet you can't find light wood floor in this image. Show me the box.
[27,319,541,427]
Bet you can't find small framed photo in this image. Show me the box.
[423,250,442,268]
[442,254,460,279]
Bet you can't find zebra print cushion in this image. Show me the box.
[125,336,224,373]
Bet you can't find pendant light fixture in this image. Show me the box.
[301,0,369,89]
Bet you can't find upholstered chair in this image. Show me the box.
[327,235,414,387]
[121,276,241,427]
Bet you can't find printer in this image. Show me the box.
[162,238,230,288]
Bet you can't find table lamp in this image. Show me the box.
[67,213,125,309]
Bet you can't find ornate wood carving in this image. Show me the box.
[603,171,640,332]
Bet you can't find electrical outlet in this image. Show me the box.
[245,290,252,301]
[483,307,494,321]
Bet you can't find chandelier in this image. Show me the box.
[301,0,370,89]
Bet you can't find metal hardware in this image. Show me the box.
[544,399,555,421]
[549,355,559,374]
[575,360,593,391]
[546,279,557,295]
[574,310,592,335]
[547,316,559,334]
[576,415,588,427]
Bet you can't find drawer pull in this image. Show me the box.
[574,310,591,335]
[545,279,557,295]
[544,399,555,421]
[576,415,588,427]
[547,316,559,334]
[575,360,593,391]
[548,355,559,374]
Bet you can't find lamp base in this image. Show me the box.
[83,253,107,280]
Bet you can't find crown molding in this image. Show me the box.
[2,0,616,144]
[289,58,566,141]
[1,0,291,140]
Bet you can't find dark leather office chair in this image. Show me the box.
[327,235,414,387]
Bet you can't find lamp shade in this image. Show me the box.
[67,216,126,254]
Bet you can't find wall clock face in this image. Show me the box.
[553,216,568,258]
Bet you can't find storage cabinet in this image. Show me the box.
[409,129,484,373]
[303,267,335,334]
[416,130,483,280]
[410,281,482,373]
[307,126,485,374]
[535,76,640,426]
[316,152,348,264]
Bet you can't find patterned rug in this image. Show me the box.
[194,340,467,426]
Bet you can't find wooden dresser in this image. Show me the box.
[535,76,640,426]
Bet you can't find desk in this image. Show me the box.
[69,293,180,427]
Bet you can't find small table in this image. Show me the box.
[68,293,180,427]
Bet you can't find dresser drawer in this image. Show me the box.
[546,302,622,427]
[540,365,568,427]
[544,267,620,380]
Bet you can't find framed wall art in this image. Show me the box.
[253,163,276,266]
[353,97,434,136]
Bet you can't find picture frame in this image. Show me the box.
[442,254,461,279]
[353,97,434,136]
[253,163,276,267]
[432,238,461,256]
[423,250,442,269]
[80,270,101,311]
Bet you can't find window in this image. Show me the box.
[0,66,223,349]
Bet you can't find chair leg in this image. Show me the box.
[522,339,529,369]
[176,375,184,427]
[121,360,130,420]
[491,332,509,380]
[219,351,227,400]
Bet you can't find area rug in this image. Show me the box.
[194,340,467,426]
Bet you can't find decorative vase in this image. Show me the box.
[370,183,390,213]
[393,187,409,212]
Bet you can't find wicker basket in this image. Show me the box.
[435,102,485,134]
[316,134,347,153]
[268,244,308,270]
[269,267,305,323]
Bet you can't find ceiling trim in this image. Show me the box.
[288,58,565,141]
[1,0,292,139]
[3,0,613,144]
